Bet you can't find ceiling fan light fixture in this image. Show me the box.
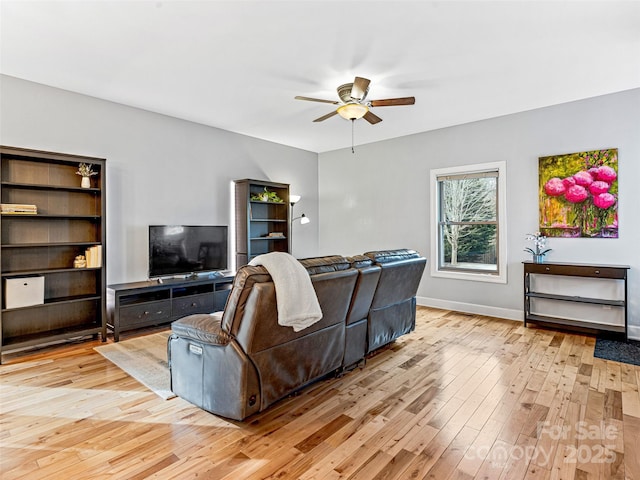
[337,103,369,120]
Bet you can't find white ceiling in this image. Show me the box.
[1,1,639,153]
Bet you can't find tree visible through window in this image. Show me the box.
[437,170,499,273]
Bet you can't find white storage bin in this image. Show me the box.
[3,276,45,309]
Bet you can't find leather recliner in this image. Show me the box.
[363,249,427,353]
[343,254,381,368]
[168,255,357,420]
[168,250,426,420]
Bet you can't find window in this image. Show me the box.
[430,162,507,283]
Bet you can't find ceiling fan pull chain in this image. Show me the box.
[351,119,355,154]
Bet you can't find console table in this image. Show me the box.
[523,261,629,339]
[107,274,234,341]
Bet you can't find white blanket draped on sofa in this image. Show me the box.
[249,252,323,332]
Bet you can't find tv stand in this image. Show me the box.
[107,273,234,341]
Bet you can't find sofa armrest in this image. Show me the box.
[171,313,231,346]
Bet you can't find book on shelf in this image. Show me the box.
[85,245,102,268]
[1,203,37,214]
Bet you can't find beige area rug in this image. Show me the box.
[94,331,176,400]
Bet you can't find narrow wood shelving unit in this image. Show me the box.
[0,146,107,362]
[523,261,629,339]
[234,179,290,267]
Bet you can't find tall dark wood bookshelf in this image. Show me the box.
[234,179,290,267]
[0,146,106,362]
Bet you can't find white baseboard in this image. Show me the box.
[416,296,523,322]
[416,296,640,341]
[627,325,640,341]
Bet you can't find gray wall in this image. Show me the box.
[3,74,638,338]
[319,88,640,339]
[0,75,320,284]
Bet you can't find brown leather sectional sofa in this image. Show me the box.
[168,249,426,420]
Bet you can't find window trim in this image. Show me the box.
[430,161,507,284]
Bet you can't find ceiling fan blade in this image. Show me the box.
[351,77,370,100]
[295,96,339,105]
[313,110,339,122]
[363,111,383,124]
[370,97,416,107]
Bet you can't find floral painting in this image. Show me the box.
[539,148,618,238]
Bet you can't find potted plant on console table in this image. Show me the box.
[525,232,551,263]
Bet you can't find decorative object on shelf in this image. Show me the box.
[250,187,283,203]
[538,148,618,238]
[76,162,98,188]
[524,232,550,263]
[73,255,87,269]
[1,203,37,215]
[84,245,102,268]
[3,276,45,309]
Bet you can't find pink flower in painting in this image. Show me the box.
[562,176,576,188]
[588,167,600,179]
[565,185,588,203]
[573,170,594,186]
[588,181,610,195]
[593,192,616,209]
[544,178,566,196]
[597,166,617,183]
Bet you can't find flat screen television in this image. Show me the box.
[148,225,228,278]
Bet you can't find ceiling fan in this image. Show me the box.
[295,76,415,124]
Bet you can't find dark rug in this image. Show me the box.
[594,337,640,367]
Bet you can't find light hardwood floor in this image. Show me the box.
[1,306,639,479]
